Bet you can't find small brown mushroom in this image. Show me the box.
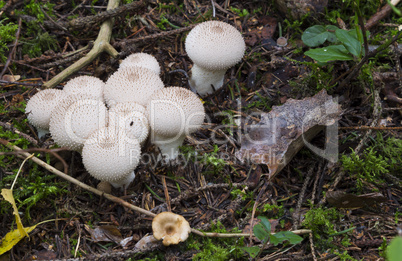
[152,212,191,246]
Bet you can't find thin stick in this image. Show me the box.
[11,153,34,190]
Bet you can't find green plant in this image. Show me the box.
[387,236,402,261]
[184,221,245,260]
[180,145,226,174]
[262,204,284,219]
[0,18,18,62]
[229,7,249,17]
[302,25,366,63]
[21,31,59,58]
[302,206,342,249]
[241,216,303,258]
[341,147,388,191]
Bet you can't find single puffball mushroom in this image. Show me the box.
[82,127,141,189]
[120,52,161,75]
[108,102,149,145]
[49,95,108,152]
[185,21,245,96]
[63,76,105,101]
[147,87,205,159]
[25,89,67,138]
[152,212,191,246]
[104,66,164,107]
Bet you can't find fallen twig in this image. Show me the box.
[365,0,401,30]
[43,0,124,89]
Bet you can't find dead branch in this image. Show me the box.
[43,0,123,89]
[20,1,146,31]
[365,0,401,30]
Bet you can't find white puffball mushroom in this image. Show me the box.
[152,212,191,246]
[147,87,205,159]
[49,95,108,152]
[104,66,164,107]
[63,76,105,101]
[25,89,67,138]
[108,102,149,145]
[120,52,161,75]
[82,127,141,189]
[185,21,245,96]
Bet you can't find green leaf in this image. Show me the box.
[258,216,271,233]
[269,231,303,246]
[302,25,329,47]
[387,237,402,261]
[253,223,269,242]
[324,25,339,43]
[335,29,362,57]
[304,45,353,62]
[239,246,260,258]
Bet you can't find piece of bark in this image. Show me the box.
[236,90,341,179]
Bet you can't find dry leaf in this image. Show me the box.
[85,225,122,243]
[0,189,37,255]
[2,75,21,82]
[236,90,341,178]
[326,191,387,209]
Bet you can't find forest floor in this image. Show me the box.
[0,0,401,260]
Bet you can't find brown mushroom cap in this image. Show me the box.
[104,66,164,107]
[185,21,245,71]
[152,212,191,246]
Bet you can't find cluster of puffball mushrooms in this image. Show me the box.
[25,21,245,245]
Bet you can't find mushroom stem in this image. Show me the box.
[36,127,49,139]
[189,64,226,96]
[152,133,186,160]
[110,170,136,189]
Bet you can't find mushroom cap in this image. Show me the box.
[120,53,161,75]
[108,102,149,144]
[104,66,164,107]
[63,76,105,101]
[25,89,67,131]
[185,21,245,71]
[152,212,191,246]
[146,87,205,138]
[82,127,141,183]
[49,95,108,151]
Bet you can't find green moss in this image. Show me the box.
[302,206,342,249]
[183,221,246,261]
[341,134,400,191]
[0,18,18,62]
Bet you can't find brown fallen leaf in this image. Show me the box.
[236,90,341,178]
[326,191,387,209]
[85,225,122,243]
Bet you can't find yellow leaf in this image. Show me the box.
[1,189,28,239]
[0,225,37,255]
